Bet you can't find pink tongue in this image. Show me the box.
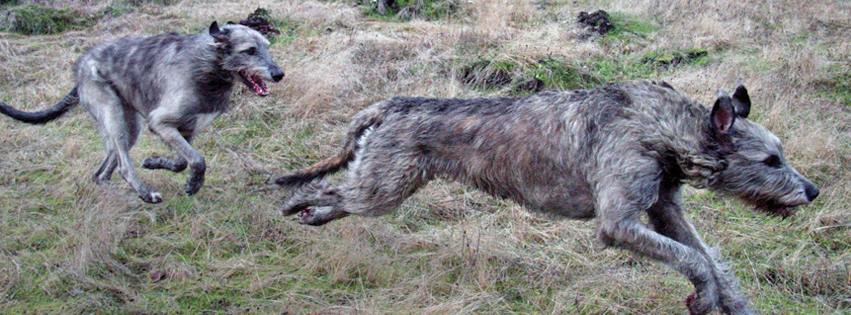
[250,75,268,95]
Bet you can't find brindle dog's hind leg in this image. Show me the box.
[280,180,341,216]
[295,145,431,226]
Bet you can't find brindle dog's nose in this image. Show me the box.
[805,184,819,202]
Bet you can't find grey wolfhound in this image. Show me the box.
[276,81,819,314]
[0,22,284,203]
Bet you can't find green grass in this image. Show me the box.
[362,0,460,21]
[0,1,848,314]
[817,66,851,107]
[606,11,659,38]
[459,51,712,95]
[1,5,92,35]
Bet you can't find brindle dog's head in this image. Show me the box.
[706,85,819,217]
[208,21,284,96]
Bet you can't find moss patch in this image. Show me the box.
[641,48,710,69]
[0,5,92,35]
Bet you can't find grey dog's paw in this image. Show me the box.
[139,191,163,204]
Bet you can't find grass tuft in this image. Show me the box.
[815,65,851,107]
[362,0,460,21]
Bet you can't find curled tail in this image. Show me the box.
[0,87,79,124]
[275,103,385,186]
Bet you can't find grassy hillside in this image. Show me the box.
[0,0,848,313]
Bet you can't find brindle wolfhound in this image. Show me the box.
[276,81,819,314]
[0,22,284,203]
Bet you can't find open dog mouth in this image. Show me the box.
[238,70,269,96]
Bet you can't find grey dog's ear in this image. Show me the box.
[711,92,736,136]
[209,21,228,43]
[732,85,751,118]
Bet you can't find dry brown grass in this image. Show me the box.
[0,0,848,313]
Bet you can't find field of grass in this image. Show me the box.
[0,0,848,313]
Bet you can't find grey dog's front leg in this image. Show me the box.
[648,201,753,315]
[149,124,206,195]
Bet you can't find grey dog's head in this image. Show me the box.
[208,21,284,96]
[704,85,819,217]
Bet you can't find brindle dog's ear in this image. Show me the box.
[711,92,736,136]
[209,21,228,43]
[732,85,750,118]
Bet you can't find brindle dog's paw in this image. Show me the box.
[685,291,717,315]
[139,191,163,204]
[719,296,755,315]
[296,208,320,225]
[296,207,344,226]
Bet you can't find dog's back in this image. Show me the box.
[73,32,219,115]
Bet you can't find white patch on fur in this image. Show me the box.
[348,126,374,177]
[150,192,162,203]
[87,59,100,79]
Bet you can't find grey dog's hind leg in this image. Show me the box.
[92,150,117,184]
[83,81,161,203]
[93,108,142,184]
[648,200,753,315]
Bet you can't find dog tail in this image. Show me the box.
[275,103,385,186]
[0,87,79,124]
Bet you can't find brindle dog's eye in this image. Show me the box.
[242,47,257,55]
[762,155,782,168]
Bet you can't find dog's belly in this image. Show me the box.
[521,181,597,219]
[441,165,596,219]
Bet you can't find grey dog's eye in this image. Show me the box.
[242,47,257,55]
[762,155,782,168]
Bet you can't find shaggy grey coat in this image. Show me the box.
[276,81,819,315]
[0,22,284,203]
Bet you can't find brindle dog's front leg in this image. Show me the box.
[648,187,754,315]
[149,123,206,195]
[595,165,721,315]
